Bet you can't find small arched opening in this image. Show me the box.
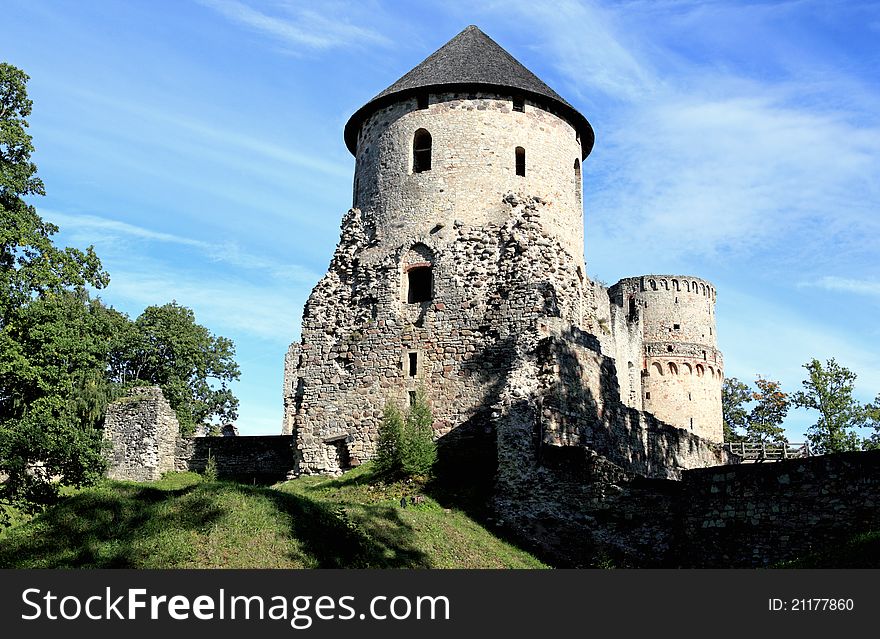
[515,146,526,177]
[413,129,432,173]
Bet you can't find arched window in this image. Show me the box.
[696,364,704,377]
[515,146,526,176]
[407,267,433,303]
[668,362,678,375]
[403,243,435,304]
[574,159,581,201]
[651,362,664,376]
[413,129,432,173]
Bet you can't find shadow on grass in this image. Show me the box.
[0,477,431,569]
[266,481,431,568]
[0,481,222,568]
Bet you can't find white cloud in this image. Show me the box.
[43,210,322,285]
[803,276,880,298]
[197,0,391,51]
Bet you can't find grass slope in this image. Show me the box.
[0,466,546,569]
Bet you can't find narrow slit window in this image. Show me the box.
[645,392,651,400]
[417,93,428,110]
[407,266,433,303]
[574,159,581,200]
[513,96,524,112]
[413,129,432,173]
[408,352,418,377]
[515,146,525,177]
[408,391,417,407]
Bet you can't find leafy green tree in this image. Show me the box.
[400,387,436,477]
[374,400,404,476]
[793,358,866,454]
[374,389,436,478]
[115,302,240,436]
[746,377,789,443]
[1,64,108,321]
[862,394,880,450]
[1,63,110,523]
[722,377,750,442]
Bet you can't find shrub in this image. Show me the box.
[203,450,218,482]
[401,388,437,477]
[375,389,436,478]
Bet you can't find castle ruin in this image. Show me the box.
[282,26,724,477]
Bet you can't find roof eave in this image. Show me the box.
[343,83,595,160]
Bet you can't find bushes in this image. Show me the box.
[375,388,436,478]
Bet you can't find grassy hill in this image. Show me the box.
[0,466,546,569]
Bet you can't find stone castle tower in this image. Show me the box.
[283,26,723,476]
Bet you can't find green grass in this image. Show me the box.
[0,466,547,569]
[774,531,880,568]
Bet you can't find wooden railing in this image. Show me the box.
[723,441,811,462]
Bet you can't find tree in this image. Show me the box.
[746,377,789,443]
[114,302,240,436]
[1,63,110,523]
[862,394,880,450]
[792,358,866,454]
[400,387,437,477]
[722,377,750,442]
[374,400,404,476]
[722,376,789,443]
[374,389,436,478]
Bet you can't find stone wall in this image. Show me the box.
[104,386,179,482]
[678,451,880,566]
[353,91,586,263]
[176,436,294,484]
[495,446,880,568]
[284,193,592,475]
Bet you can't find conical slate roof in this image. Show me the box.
[343,26,594,158]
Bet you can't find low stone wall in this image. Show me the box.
[678,450,880,567]
[175,436,295,483]
[496,448,880,567]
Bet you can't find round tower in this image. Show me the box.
[616,275,723,442]
[343,25,594,264]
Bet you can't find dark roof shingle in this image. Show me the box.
[343,25,594,158]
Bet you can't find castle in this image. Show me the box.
[102,26,880,567]
[282,25,724,477]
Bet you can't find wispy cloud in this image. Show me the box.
[197,0,391,51]
[488,0,880,273]
[43,210,321,285]
[802,276,880,298]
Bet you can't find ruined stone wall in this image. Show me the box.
[678,451,880,567]
[496,444,880,568]
[608,275,723,442]
[284,193,588,475]
[104,386,179,482]
[176,436,294,483]
[353,92,586,263]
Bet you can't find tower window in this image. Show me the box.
[513,96,524,112]
[406,266,433,303]
[408,352,418,377]
[645,392,651,400]
[408,391,417,406]
[413,129,432,173]
[417,93,428,110]
[673,324,680,330]
[574,159,581,200]
[515,146,525,177]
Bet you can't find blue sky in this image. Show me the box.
[4,0,879,439]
